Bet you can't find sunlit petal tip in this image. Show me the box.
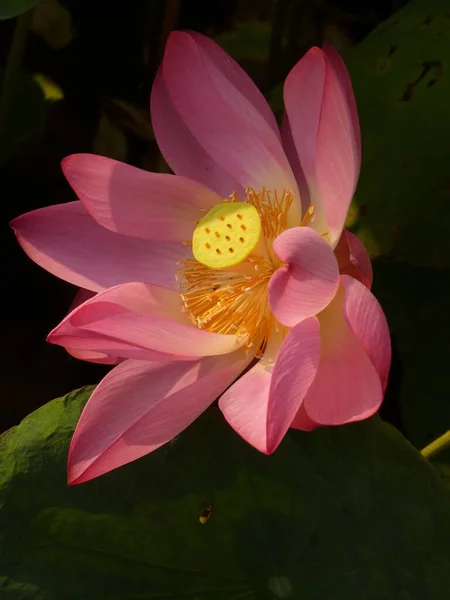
[283,44,360,247]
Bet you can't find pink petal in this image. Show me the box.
[290,405,319,431]
[157,31,300,219]
[341,275,391,391]
[151,69,243,198]
[334,229,373,289]
[268,319,320,446]
[284,46,360,245]
[303,284,383,425]
[49,282,243,359]
[11,202,189,292]
[66,289,122,363]
[62,154,220,242]
[65,347,122,365]
[268,226,339,327]
[68,350,249,484]
[219,320,320,454]
[188,32,280,137]
[323,43,361,164]
[281,116,310,208]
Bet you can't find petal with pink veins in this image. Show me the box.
[269,226,339,327]
[11,202,189,292]
[303,284,383,425]
[323,43,361,164]
[49,282,244,359]
[219,320,320,454]
[341,275,391,391]
[68,350,250,484]
[281,116,310,207]
[62,154,220,242]
[284,46,360,246]
[187,32,280,137]
[151,69,243,198]
[158,31,300,221]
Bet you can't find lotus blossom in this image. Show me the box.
[11,31,391,484]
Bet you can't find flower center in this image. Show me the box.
[177,188,294,355]
[192,202,261,269]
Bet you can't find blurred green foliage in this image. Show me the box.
[1,387,450,599]
[0,69,46,161]
[0,0,40,20]
[372,260,450,449]
[347,0,450,268]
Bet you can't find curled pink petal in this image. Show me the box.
[158,31,300,217]
[49,282,243,359]
[65,347,122,365]
[62,154,219,242]
[219,320,320,454]
[66,290,122,363]
[341,275,391,391]
[269,226,339,327]
[11,202,188,292]
[284,46,360,246]
[303,285,383,425]
[68,350,249,484]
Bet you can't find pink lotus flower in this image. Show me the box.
[11,32,391,484]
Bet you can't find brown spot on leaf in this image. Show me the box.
[399,60,443,101]
[388,44,398,58]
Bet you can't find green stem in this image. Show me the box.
[0,9,33,140]
[421,431,450,460]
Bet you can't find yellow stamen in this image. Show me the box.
[300,205,315,226]
[246,187,294,239]
[179,187,295,354]
[178,256,273,355]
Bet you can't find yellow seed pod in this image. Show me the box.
[192,202,261,269]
